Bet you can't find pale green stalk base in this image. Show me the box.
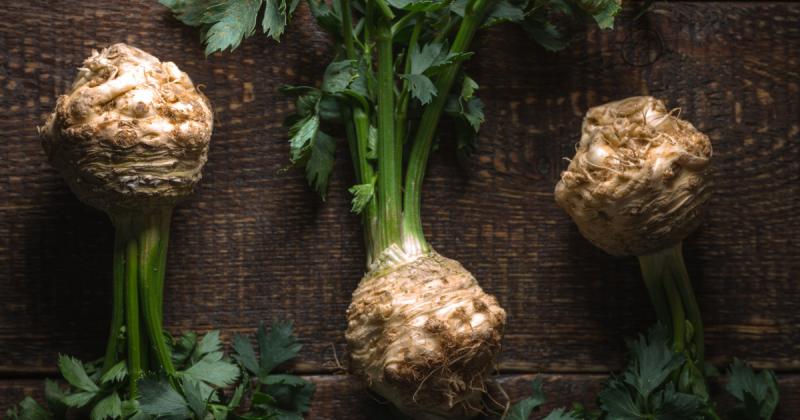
[638,242,705,368]
[105,209,175,397]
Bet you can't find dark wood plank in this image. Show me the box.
[0,0,798,379]
[2,373,800,419]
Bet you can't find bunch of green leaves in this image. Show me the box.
[493,0,622,52]
[160,0,621,205]
[6,323,314,420]
[725,359,779,420]
[505,325,781,420]
[505,378,589,420]
[159,0,301,54]
[5,355,129,420]
[231,321,315,419]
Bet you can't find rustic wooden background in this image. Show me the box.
[1,0,798,418]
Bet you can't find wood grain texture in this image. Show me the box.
[0,0,798,415]
[2,374,800,419]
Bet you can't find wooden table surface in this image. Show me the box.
[1,1,798,418]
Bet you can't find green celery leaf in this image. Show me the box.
[522,20,571,52]
[506,378,547,420]
[138,376,190,418]
[159,0,213,26]
[409,42,444,74]
[463,97,485,131]
[307,0,342,36]
[461,75,478,100]
[262,0,291,41]
[171,331,198,366]
[726,359,780,420]
[120,400,140,418]
[322,60,358,94]
[233,333,260,375]
[63,392,96,408]
[196,331,223,356]
[44,379,67,418]
[623,326,685,399]
[426,52,473,75]
[401,74,437,105]
[90,392,122,420]
[306,130,336,197]
[573,0,621,29]
[651,384,706,420]
[181,378,208,418]
[228,380,247,409]
[100,361,128,385]
[263,374,316,414]
[58,355,99,393]
[7,397,52,420]
[348,179,376,214]
[485,0,526,26]
[289,115,320,162]
[205,0,262,54]
[597,379,643,420]
[183,351,240,387]
[543,408,582,420]
[258,321,303,376]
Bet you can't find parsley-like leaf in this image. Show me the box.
[322,60,359,94]
[161,0,299,54]
[258,321,303,375]
[6,397,51,420]
[543,408,582,420]
[100,361,128,385]
[205,0,262,55]
[181,378,208,418]
[58,355,99,393]
[263,374,316,414]
[623,325,685,399]
[182,351,240,387]
[138,376,190,418]
[306,130,336,197]
[233,333,260,375]
[348,178,376,214]
[506,378,547,420]
[263,0,300,41]
[726,359,780,420]
[89,392,122,420]
[401,73,437,105]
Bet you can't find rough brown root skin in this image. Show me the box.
[346,251,506,419]
[39,43,213,213]
[554,96,712,257]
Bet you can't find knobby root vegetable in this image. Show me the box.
[40,43,212,213]
[38,43,212,396]
[555,96,712,257]
[346,251,506,419]
[555,95,712,390]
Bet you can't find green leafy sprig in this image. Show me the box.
[6,322,314,420]
[506,325,781,420]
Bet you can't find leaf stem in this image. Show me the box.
[662,267,686,353]
[123,218,141,397]
[402,0,493,253]
[669,242,705,367]
[638,254,672,329]
[102,216,128,373]
[395,17,422,147]
[375,16,402,251]
[136,209,177,379]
